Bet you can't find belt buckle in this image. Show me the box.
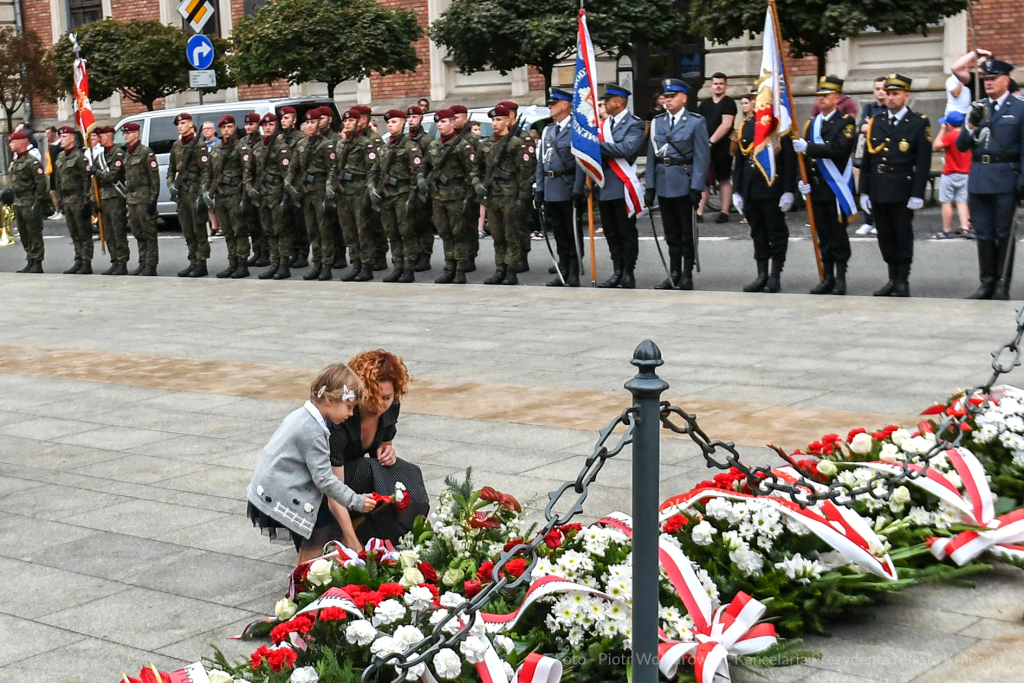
[981,154,991,164]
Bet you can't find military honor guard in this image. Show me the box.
[451,104,481,272]
[94,125,130,275]
[52,125,93,274]
[121,121,161,276]
[167,113,210,277]
[288,109,337,281]
[406,105,436,272]
[859,73,932,297]
[596,83,646,289]
[6,130,49,273]
[254,110,297,280]
[241,112,270,267]
[200,115,250,278]
[793,76,859,295]
[958,59,1024,300]
[644,79,710,290]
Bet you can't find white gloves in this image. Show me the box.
[792,138,808,153]
[779,192,794,212]
[860,194,872,213]
[798,181,811,196]
[907,197,924,210]
[733,194,744,215]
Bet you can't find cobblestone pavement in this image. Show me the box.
[0,273,1021,682]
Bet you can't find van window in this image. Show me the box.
[149,109,257,154]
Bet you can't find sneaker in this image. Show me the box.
[933,231,954,240]
[48,212,64,220]
[855,223,873,235]
[531,232,545,241]
[957,226,976,240]
[478,230,488,239]
[870,227,877,235]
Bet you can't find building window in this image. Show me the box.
[244,0,270,15]
[69,0,103,28]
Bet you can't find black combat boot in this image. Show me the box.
[231,263,250,279]
[292,254,309,269]
[484,266,507,285]
[246,252,261,267]
[371,257,389,271]
[188,261,207,277]
[967,241,998,300]
[112,262,128,275]
[809,261,834,294]
[17,260,34,273]
[464,258,477,273]
[832,262,848,295]
[78,261,93,274]
[28,260,44,273]
[619,268,636,289]
[501,268,519,285]
[273,258,292,280]
[303,264,322,280]
[399,269,415,283]
[598,260,623,288]
[993,239,1014,301]
[140,264,157,276]
[743,260,769,292]
[383,267,404,283]
[890,263,910,297]
[567,259,580,287]
[547,259,568,286]
[318,267,333,281]
[453,269,467,284]
[414,254,431,272]
[677,258,695,290]
[334,253,348,270]
[258,262,279,279]
[177,261,195,277]
[352,264,374,281]
[764,257,783,293]
[217,259,237,279]
[255,249,271,267]
[104,262,120,276]
[873,264,897,296]
[513,260,529,274]
[129,263,145,276]
[435,267,456,284]
[340,261,362,281]
[64,262,82,275]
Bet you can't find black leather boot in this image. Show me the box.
[743,260,769,292]
[273,257,291,280]
[567,260,580,287]
[453,269,467,284]
[318,267,333,281]
[188,261,207,277]
[177,261,195,277]
[547,258,568,286]
[112,262,129,275]
[28,260,44,273]
[619,269,636,289]
[217,259,237,278]
[764,257,783,293]
[464,258,476,273]
[873,264,897,296]
[677,258,695,290]
[599,261,623,288]
[231,262,249,278]
[513,261,529,274]
[334,253,348,269]
[383,267,404,283]
[129,263,145,276]
[399,269,415,283]
[501,268,519,285]
[414,254,431,272]
[484,266,507,285]
[993,239,1014,300]
[246,252,261,267]
[104,262,120,276]
[809,261,835,294]
[258,262,279,279]
[255,249,271,267]
[292,254,309,269]
[340,261,362,281]
[371,257,389,271]
[64,262,82,275]
[141,264,157,276]
[967,241,998,300]
[890,263,910,297]
[435,267,456,283]
[352,264,374,281]
[17,260,34,273]
[303,265,322,280]
[78,261,93,274]
[832,262,848,295]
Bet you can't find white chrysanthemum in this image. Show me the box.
[694,567,720,606]
[606,601,628,621]
[728,501,750,524]
[737,521,757,541]
[659,605,681,621]
[730,546,764,576]
[784,516,811,535]
[599,620,620,638]
[605,579,629,600]
[755,534,773,551]
[374,599,407,625]
[774,552,824,584]
[906,506,931,526]
[532,557,556,578]
[691,520,717,546]
[606,563,631,582]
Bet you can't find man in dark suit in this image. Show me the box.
[859,73,932,297]
[958,59,1024,300]
[596,83,646,289]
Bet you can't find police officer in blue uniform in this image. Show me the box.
[958,59,1024,300]
[733,93,797,293]
[859,73,932,297]
[597,83,646,289]
[536,87,584,287]
[643,78,710,290]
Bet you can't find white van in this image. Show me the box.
[113,97,339,220]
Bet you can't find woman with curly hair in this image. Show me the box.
[328,349,429,546]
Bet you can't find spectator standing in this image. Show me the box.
[697,72,736,223]
[812,92,857,118]
[855,77,888,235]
[44,126,63,219]
[932,110,972,240]
[200,120,221,236]
[417,98,430,112]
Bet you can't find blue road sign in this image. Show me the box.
[186,34,214,70]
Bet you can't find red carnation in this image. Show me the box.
[318,606,348,621]
[477,560,495,583]
[250,644,272,670]
[663,514,689,533]
[266,646,298,673]
[846,428,867,443]
[418,561,438,583]
[559,523,583,533]
[361,590,384,607]
[463,579,482,598]
[378,583,405,598]
[544,529,563,548]
[419,582,440,599]
[504,558,527,578]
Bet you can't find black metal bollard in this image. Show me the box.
[625,340,669,683]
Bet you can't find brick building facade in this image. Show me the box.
[9,0,1024,130]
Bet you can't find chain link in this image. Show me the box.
[362,305,1024,682]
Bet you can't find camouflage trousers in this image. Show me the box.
[243,201,267,256]
[433,196,472,270]
[379,193,419,270]
[259,185,292,265]
[64,198,94,264]
[14,204,44,262]
[303,189,334,269]
[127,202,159,266]
[177,190,209,263]
[337,189,363,264]
[101,195,130,265]
[487,195,523,268]
[215,192,249,262]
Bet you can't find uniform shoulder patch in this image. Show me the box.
[150,160,158,168]
[37,167,43,174]
[201,155,208,162]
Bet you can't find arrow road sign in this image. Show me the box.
[178,0,216,35]
[186,34,214,70]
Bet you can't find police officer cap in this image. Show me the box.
[434,108,454,121]
[815,75,844,95]
[981,59,1014,79]
[218,115,235,127]
[384,109,407,121]
[122,122,141,132]
[489,105,512,118]
[661,79,689,95]
[884,73,912,91]
[546,88,572,104]
[260,113,277,124]
[9,130,30,141]
[173,113,192,125]
[57,125,76,136]
[406,105,424,116]
[450,104,468,115]
[601,83,631,100]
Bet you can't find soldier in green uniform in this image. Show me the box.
[121,122,161,276]
[288,108,337,281]
[406,105,435,272]
[356,106,390,271]
[330,109,360,279]
[424,108,481,284]
[279,107,309,269]
[167,113,209,277]
[499,100,533,273]
[252,109,296,280]
[330,106,384,281]
[479,104,534,285]
[53,125,94,274]
[241,112,269,267]
[367,109,425,283]
[248,113,281,278]
[452,104,481,272]
[316,106,347,271]
[7,130,49,273]
[200,115,249,278]
[93,125,129,275]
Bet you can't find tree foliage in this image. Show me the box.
[689,0,969,78]
[0,27,58,133]
[429,0,689,95]
[50,19,234,111]
[232,0,422,98]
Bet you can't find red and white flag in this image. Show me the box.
[70,34,96,138]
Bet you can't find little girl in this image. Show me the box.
[247,363,376,564]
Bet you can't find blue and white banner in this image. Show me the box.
[811,115,858,218]
[752,7,794,185]
[571,9,603,187]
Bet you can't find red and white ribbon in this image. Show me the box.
[294,586,364,619]
[287,538,399,599]
[477,575,616,630]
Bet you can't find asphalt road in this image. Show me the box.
[0,205,1014,300]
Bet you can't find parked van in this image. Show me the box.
[421,105,552,140]
[113,97,339,220]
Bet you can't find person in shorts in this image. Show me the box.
[697,72,737,223]
[932,109,972,239]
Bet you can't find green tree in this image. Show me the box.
[50,19,235,111]
[0,27,58,133]
[429,0,688,97]
[689,0,969,79]
[232,0,422,99]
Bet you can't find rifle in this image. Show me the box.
[172,136,199,198]
[424,135,462,188]
[372,132,404,208]
[94,146,127,199]
[481,130,517,191]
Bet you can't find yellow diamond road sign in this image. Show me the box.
[178,0,215,34]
